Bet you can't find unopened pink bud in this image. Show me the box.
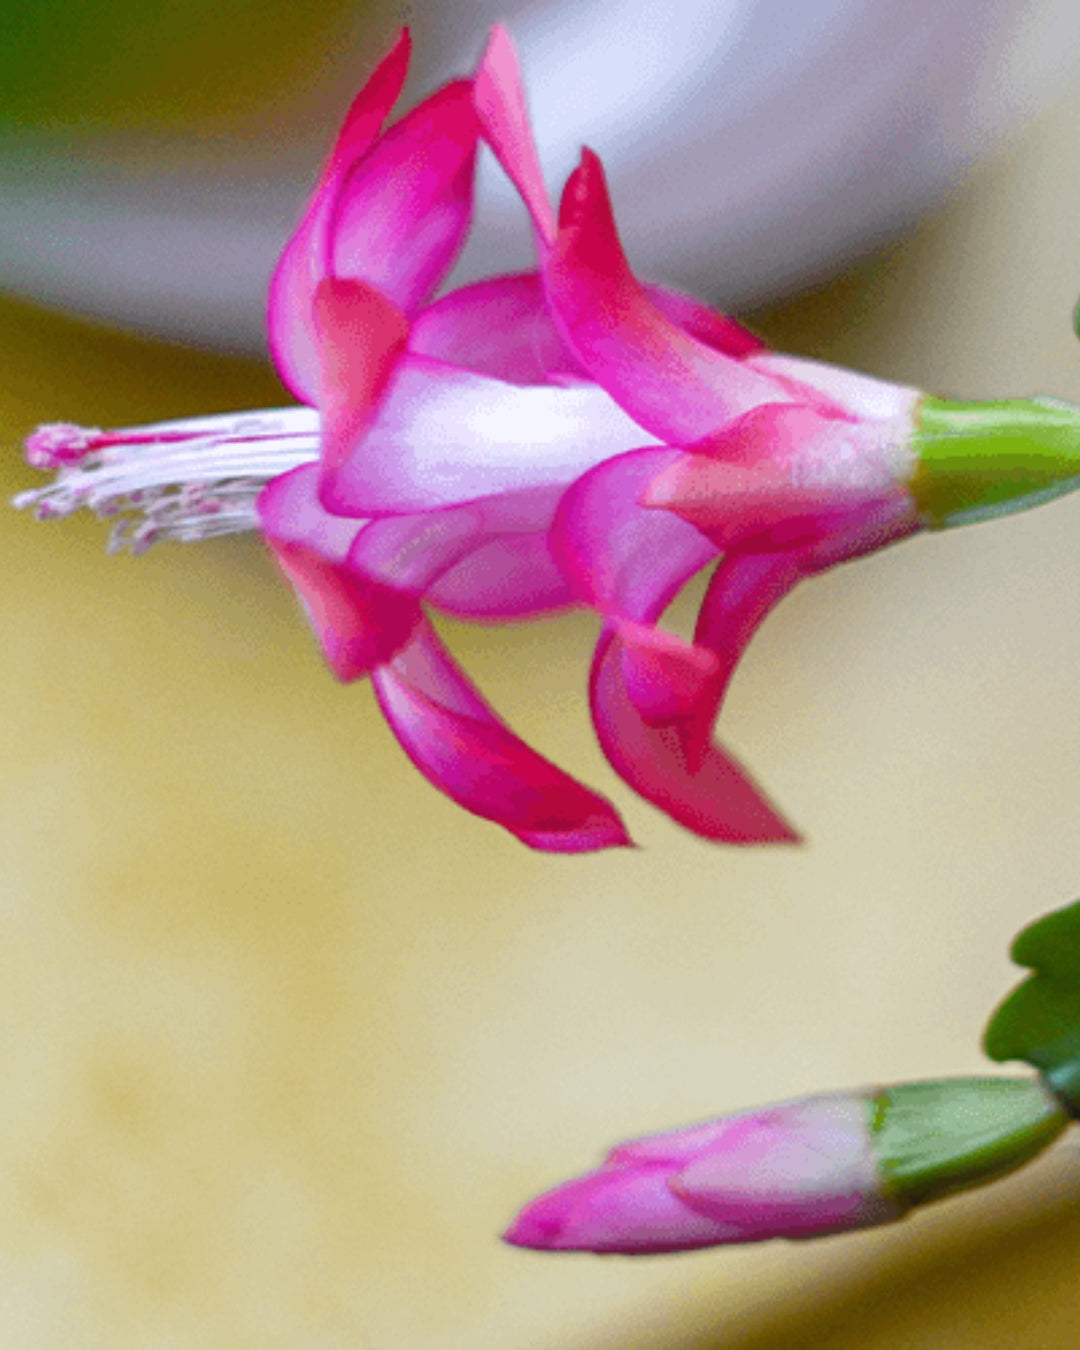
[504,1078,1067,1254]
[504,1093,895,1254]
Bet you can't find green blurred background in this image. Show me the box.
[4,2,1080,1347]
[0,0,368,129]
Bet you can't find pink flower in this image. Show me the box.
[18,28,1080,852]
[475,33,1080,844]
[18,28,789,853]
[503,1078,1067,1254]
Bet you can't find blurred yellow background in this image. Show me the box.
[5,5,1080,1349]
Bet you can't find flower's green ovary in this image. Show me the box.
[871,1077,1068,1209]
[911,395,1080,528]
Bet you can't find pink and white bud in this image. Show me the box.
[504,1078,1067,1254]
[505,1094,895,1254]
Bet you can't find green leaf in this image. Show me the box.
[983,898,1080,1108]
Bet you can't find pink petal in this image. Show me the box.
[605,1116,738,1168]
[313,277,410,479]
[428,532,573,619]
[267,539,421,682]
[612,620,721,727]
[550,447,717,618]
[643,284,766,360]
[649,457,903,555]
[591,625,799,844]
[683,400,843,467]
[547,150,786,443]
[327,78,479,313]
[257,463,361,563]
[797,493,921,570]
[555,450,810,841]
[692,550,811,703]
[319,353,657,516]
[634,515,912,772]
[372,621,631,852]
[268,30,411,403]
[473,25,557,249]
[258,465,420,680]
[408,272,583,385]
[407,273,763,387]
[643,403,917,552]
[503,1164,728,1254]
[646,455,838,551]
[747,352,920,423]
[670,1097,894,1239]
[347,486,571,620]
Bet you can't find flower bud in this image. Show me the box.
[503,1077,1067,1254]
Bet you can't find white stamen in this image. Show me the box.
[14,408,320,551]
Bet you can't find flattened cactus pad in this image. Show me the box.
[984,899,1080,1110]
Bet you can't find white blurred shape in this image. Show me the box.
[0,0,1078,352]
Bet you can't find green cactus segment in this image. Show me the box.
[910,395,1080,529]
[984,899,1080,1111]
[872,1077,1068,1210]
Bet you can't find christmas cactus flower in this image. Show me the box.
[16,27,1080,851]
[12,26,777,853]
[503,1077,1068,1254]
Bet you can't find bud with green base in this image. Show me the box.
[503,1076,1067,1253]
[506,895,1080,1256]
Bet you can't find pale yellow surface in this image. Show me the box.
[4,89,1080,1350]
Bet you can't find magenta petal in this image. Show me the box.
[258,465,420,680]
[320,353,655,515]
[647,460,878,556]
[644,403,916,553]
[643,284,766,360]
[613,621,721,727]
[268,29,411,402]
[429,533,573,619]
[347,486,571,620]
[473,26,557,249]
[555,449,803,841]
[373,621,631,852]
[605,1117,736,1168]
[547,150,785,443]
[408,273,762,386]
[408,272,583,384]
[747,352,920,422]
[591,625,799,844]
[551,447,717,618]
[693,550,811,705]
[257,463,361,564]
[313,277,410,480]
[503,1164,728,1254]
[692,503,923,725]
[267,539,421,682]
[328,79,479,314]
